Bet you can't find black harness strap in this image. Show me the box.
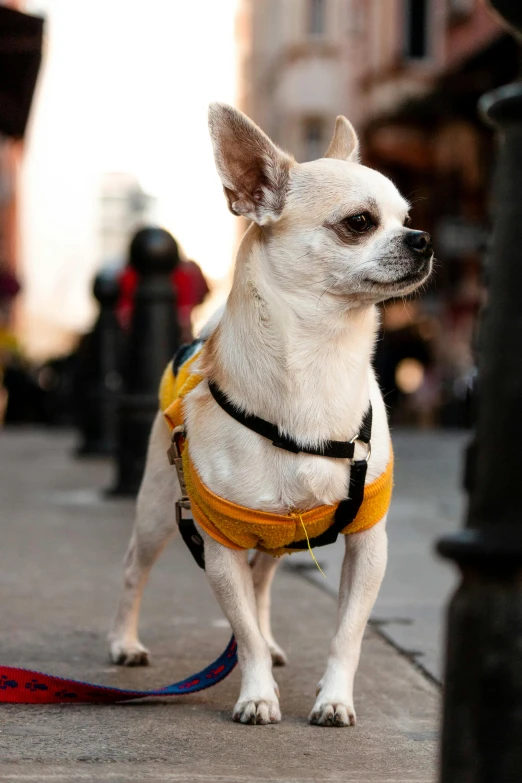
[172,367,373,568]
[177,518,206,570]
[207,381,373,551]
[208,380,359,459]
[288,404,372,550]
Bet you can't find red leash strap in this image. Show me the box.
[0,636,237,704]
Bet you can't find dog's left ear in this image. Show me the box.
[208,103,293,224]
[324,116,360,162]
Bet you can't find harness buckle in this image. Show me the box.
[167,424,184,465]
[175,497,192,526]
[167,425,189,499]
[349,436,372,463]
[360,440,372,463]
[169,425,203,567]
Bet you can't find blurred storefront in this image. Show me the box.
[0,3,43,281]
[356,3,517,426]
[365,31,518,425]
[0,3,43,422]
[239,0,516,426]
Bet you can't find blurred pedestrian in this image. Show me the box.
[373,300,439,427]
[0,264,21,420]
[0,263,51,425]
[173,258,210,342]
[0,262,20,367]
[116,255,209,343]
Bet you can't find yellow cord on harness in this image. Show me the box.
[298,514,327,579]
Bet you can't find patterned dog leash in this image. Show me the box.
[0,637,237,704]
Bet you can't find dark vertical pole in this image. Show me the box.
[76,273,124,456]
[111,227,180,496]
[437,4,522,782]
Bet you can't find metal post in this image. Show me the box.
[437,4,522,781]
[110,227,180,496]
[76,273,124,456]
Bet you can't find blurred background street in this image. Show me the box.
[0,0,518,780]
[2,0,516,427]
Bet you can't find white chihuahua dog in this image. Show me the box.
[109,104,433,727]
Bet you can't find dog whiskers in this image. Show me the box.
[301,275,336,290]
[317,277,341,308]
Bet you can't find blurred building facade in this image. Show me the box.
[0,0,39,288]
[0,0,42,316]
[0,0,43,327]
[98,173,157,271]
[0,1,43,422]
[0,139,19,277]
[238,0,517,425]
[238,0,354,162]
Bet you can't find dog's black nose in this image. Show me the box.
[404,230,432,256]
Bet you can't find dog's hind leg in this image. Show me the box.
[109,412,178,666]
[309,517,388,727]
[250,552,287,666]
[202,531,281,724]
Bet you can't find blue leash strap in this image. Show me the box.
[0,636,237,704]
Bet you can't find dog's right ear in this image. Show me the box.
[324,116,360,162]
[208,103,292,225]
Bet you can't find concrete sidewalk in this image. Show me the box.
[0,430,439,783]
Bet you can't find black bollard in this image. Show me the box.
[75,273,125,456]
[110,227,181,496]
[437,4,522,781]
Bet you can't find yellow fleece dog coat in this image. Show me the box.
[159,349,393,557]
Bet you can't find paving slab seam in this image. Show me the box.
[369,620,442,687]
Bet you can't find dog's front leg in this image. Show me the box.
[310,517,388,727]
[201,530,281,725]
[250,552,287,666]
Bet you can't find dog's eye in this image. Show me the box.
[403,215,412,226]
[344,213,373,233]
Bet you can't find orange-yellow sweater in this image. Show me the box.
[159,349,393,557]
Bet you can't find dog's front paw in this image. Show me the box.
[309,698,356,727]
[109,637,150,666]
[233,696,281,725]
